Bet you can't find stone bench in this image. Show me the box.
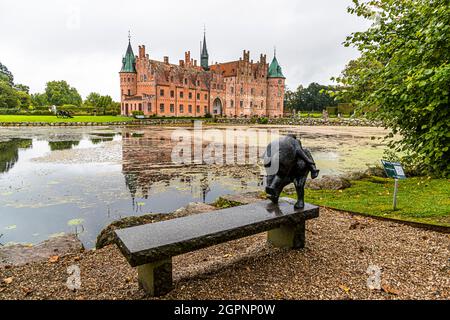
[114,198,319,296]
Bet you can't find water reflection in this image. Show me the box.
[0,126,387,248]
[48,140,80,151]
[0,139,33,174]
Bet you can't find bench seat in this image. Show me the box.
[114,198,319,296]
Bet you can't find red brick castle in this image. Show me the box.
[120,32,285,117]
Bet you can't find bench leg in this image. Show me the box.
[267,220,306,249]
[137,258,173,296]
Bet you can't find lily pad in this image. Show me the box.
[68,218,84,226]
[49,232,65,238]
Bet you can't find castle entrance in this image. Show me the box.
[212,98,223,116]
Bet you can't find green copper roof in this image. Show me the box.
[120,41,136,73]
[268,56,285,78]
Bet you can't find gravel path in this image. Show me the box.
[0,207,448,300]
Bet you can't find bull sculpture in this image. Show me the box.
[264,134,319,209]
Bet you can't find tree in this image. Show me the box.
[85,92,114,114]
[284,83,341,112]
[337,0,450,177]
[0,62,14,86]
[30,93,49,107]
[85,92,101,107]
[0,62,31,108]
[45,80,82,106]
[0,81,20,109]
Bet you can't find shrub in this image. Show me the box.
[0,108,20,115]
[337,103,355,115]
[257,117,269,124]
[132,110,144,116]
[326,106,337,115]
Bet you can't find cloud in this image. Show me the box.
[0,0,371,100]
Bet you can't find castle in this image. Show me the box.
[119,32,285,117]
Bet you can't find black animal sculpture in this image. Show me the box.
[263,134,319,209]
[56,110,73,118]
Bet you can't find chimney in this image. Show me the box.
[185,51,191,65]
[139,45,146,58]
[164,56,169,64]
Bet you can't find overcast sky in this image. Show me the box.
[0,0,371,101]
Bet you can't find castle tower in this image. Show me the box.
[200,30,209,70]
[266,51,285,117]
[119,35,137,114]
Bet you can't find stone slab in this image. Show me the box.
[115,198,319,267]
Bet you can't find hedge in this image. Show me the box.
[337,103,355,115]
[326,106,338,115]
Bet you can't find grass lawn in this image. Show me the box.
[0,115,133,123]
[286,176,450,227]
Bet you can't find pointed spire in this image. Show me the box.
[268,48,285,79]
[201,25,209,70]
[121,32,136,73]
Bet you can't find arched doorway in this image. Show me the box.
[212,98,222,116]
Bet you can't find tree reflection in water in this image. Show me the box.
[0,139,33,174]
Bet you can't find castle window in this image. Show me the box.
[197,93,200,100]
[278,80,282,84]
[179,104,184,113]
[127,89,131,96]
[171,76,174,82]
[250,101,253,108]
[147,103,152,112]
[240,101,243,108]
[196,105,200,113]
[240,87,244,94]
[230,100,234,107]
[251,88,254,95]
[160,103,165,113]
[277,102,281,109]
[188,105,192,113]
[230,87,234,94]
[189,92,192,99]
[180,92,184,98]
[204,94,208,100]
[197,80,200,86]
[204,106,208,113]
[160,89,164,96]
[139,103,143,111]
[170,104,174,113]
[128,77,130,82]
[170,90,175,98]
[184,78,187,85]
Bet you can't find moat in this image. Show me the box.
[0,125,388,248]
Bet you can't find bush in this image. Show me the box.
[257,117,269,124]
[337,103,355,115]
[326,106,337,115]
[0,108,20,115]
[132,110,144,116]
[58,105,96,115]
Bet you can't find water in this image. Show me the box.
[0,125,388,248]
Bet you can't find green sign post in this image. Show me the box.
[381,160,407,210]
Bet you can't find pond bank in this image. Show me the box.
[0,117,381,127]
